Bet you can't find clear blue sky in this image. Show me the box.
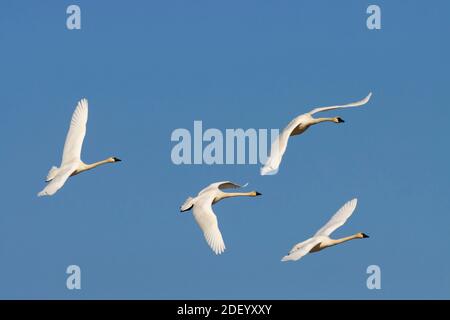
[0,0,449,299]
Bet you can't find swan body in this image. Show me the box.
[281,198,369,262]
[38,99,121,197]
[181,181,261,255]
[261,92,372,175]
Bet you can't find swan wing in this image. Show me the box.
[314,198,358,237]
[37,163,78,197]
[199,181,246,195]
[260,116,304,175]
[216,181,246,190]
[180,197,195,211]
[281,237,321,262]
[61,99,88,165]
[192,197,226,255]
[308,92,372,116]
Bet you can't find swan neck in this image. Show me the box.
[329,234,360,246]
[312,117,335,124]
[220,192,256,200]
[81,158,113,172]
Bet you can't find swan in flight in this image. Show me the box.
[261,92,372,175]
[180,181,262,255]
[281,198,369,262]
[38,99,121,197]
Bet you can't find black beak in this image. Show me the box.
[255,191,262,196]
[336,117,345,123]
[362,233,369,238]
[113,157,122,162]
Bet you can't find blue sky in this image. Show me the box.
[0,0,449,299]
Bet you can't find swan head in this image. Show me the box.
[358,232,370,239]
[111,157,122,162]
[334,117,345,123]
[252,191,262,196]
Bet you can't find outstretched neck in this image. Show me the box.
[311,117,337,125]
[222,191,255,198]
[329,234,360,246]
[77,158,115,174]
[215,191,260,203]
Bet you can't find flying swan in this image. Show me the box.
[261,92,372,175]
[180,181,262,255]
[38,99,121,197]
[281,198,369,262]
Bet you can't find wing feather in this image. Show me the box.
[314,198,358,237]
[61,99,88,165]
[199,181,246,195]
[261,117,302,175]
[308,92,372,115]
[192,200,226,255]
[281,238,321,262]
[37,163,78,197]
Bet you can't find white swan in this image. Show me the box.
[38,99,121,197]
[261,92,372,175]
[180,181,262,255]
[281,198,369,262]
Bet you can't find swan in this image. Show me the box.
[261,92,372,175]
[38,99,121,197]
[281,198,369,262]
[180,181,262,255]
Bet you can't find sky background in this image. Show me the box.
[0,0,449,299]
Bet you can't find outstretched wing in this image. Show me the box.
[37,163,78,197]
[308,92,372,116]
[281,238,322,262]
[217,181,247,190]
[180,197,195,211]
[192,198,226,255]
[61,99,88,165]
[314,198,358,237]
[260,116,303,175]
[199,181,247,195]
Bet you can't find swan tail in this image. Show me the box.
[45,166,59,182]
